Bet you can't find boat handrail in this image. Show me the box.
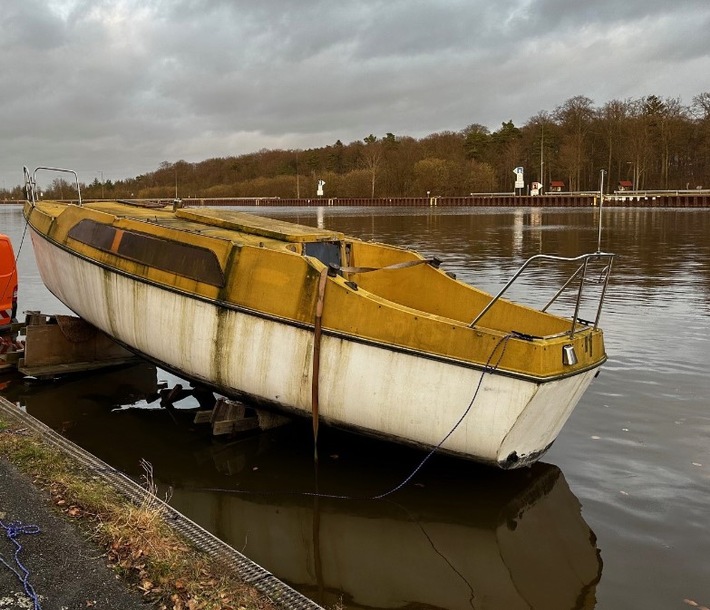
[23,166,82,207]
[468,251,615,337]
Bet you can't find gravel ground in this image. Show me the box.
[0,458,148,610]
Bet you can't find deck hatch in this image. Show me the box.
[68,219,225,286]
[176,208,343,243]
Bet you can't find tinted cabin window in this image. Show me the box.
[304,241,341,267]
[68,219,224,286]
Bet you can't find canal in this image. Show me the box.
[1,204,708,609]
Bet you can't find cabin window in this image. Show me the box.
[304,241,341,268]
[68,219,225,286]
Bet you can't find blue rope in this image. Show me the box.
[0,518,43,610]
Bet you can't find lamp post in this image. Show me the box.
[597,169,607,252]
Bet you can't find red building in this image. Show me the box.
[618,180,633,191]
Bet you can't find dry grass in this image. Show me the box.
[0,418,278,610]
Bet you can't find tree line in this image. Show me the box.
[21,92,710,200]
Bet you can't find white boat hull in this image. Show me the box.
[31,230,598,467]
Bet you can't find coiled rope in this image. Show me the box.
[0,518,43,610]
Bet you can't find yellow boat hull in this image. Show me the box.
[25,199,609,467]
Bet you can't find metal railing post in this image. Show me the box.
[30,167,82,206]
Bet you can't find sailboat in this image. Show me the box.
[22,166,614,468]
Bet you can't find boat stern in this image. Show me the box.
[495,365,601,468]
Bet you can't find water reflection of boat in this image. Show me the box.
[167,458,602,610]
[4,364,601,610]
[23,167,614,468]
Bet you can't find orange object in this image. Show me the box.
[0,234,18,327]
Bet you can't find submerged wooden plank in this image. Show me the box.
[209,397,260,436]
[212,417,259,436]
[211,398,245,424]
[18,356,139,379]
[193,410,214,424]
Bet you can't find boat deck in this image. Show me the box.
[25,198,610,381]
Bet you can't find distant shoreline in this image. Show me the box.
[3,193,710,208]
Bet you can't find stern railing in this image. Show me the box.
[468,251,615,337]
[471,171,615,338]
[24,166,82,207]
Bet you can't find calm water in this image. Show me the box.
[1,204,709,609]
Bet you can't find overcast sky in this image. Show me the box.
[2,0,709,190]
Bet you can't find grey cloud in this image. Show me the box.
[1,0,709,189]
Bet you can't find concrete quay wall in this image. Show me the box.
[183,193,710,208]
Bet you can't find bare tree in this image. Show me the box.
[361,134,383,198]
[597,99,629,189]
[554,96,596,190]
